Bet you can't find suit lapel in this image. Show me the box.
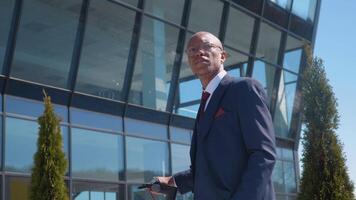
[197,75,233,141]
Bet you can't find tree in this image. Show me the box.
[30,92,68,200]
[298,46,354,200]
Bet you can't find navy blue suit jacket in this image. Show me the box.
[174,75,276,200]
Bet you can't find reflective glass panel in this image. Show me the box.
[5,118,68,172]
[128,17,179,111]
[125,118,167,139]
[272,160,284,193]
[72,182,124,200]
[284,36,303,73]
[6,95,68,121]
[170,126,192,144]
[11,0,80,88]
[282,148,294,161]
[252,60,277,104]
[126,137,170,182]
[256,23,282,64]
[269,0,292,10]
[70,108,122,132]
[188,0,223,35]
[72,128,124,181]
[145,0,184,24]
[273,71,298,138]
[292,0,317,22]
[284,162,297,193]
[5,177,30,200]
[128,184,167,200]
[75,1,135,100]
[225,8,255,54]
[171,144,190,174]
[224,47,249,77]
[0,0,15,71]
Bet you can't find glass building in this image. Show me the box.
[0,0,320,199]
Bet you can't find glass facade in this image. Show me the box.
[0,0,320,199]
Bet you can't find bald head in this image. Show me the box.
[188,31,223,50]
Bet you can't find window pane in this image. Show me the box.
[282,148,294,161]
[268,0,292,10]
[170,126,192,144]
[128,17,179,111]
[128,184,167,200]
[125,118,167,140]
[224,48,249,77]
[5,177,30,200]
[171,144,190,174]
[145,0,184,24]
[292,0,317,22]
[75,1,135,100]
[252,60,277,104]
[72,182,124,200]
[11,0,80,88]
[72,128,124,181]
[272,160,284,193]
[6,95,68,121]
[126,137,170,182]
[273,71,298,138]
[5,118,68,172]
[188,0,223,35]
[256,23,282,64]
[70,108,122,132]
[284,36,303,73]
[284,162,297,193]
[0,0,15,71]
[225,8,255,54]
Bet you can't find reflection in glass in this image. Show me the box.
[272,160,284,193]
[188,0,223,35]
[0,0,15,71]
[252,60,277,104]
[5,118,68,172]
[268,0,292,10]
[273,71,298,138]
[284,36,303,73]
[171,144,190,174]
[5,177,30,200]
[71,128,124,181]
[291,0,317,22]
[128,184,166,200]
[284,162,297,193]
[225,8,255,53]
[70,108,122,132]
[256,22,282,64]
[129,17,179,111]
[6,95,68,121]
[225,47,249,78]
[125,118,167,140]
[72,182,124,200]
[145,0,184,24]
[170,126,192,144]
[75,0,135,100]
[126,137,169,182]
[11,0,80,88]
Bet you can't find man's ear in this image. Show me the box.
[220,50,229,64]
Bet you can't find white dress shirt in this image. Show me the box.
[203,70,227,111]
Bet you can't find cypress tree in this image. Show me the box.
[30,92,68,200]
[298,46,354,200]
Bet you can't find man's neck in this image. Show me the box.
[200,69,223,89]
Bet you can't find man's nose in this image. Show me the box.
[193,49,204,57]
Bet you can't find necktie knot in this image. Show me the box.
[201,91,210,103]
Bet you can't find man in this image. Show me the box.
[156,32,276,200]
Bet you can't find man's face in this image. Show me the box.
[186,33,226,79]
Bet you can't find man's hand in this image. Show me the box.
[155,176,176,187]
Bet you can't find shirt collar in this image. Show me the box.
[204,70,227,94]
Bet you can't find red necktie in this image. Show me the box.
[198,91,210,121]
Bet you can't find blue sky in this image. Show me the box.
[312,0,356,192]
